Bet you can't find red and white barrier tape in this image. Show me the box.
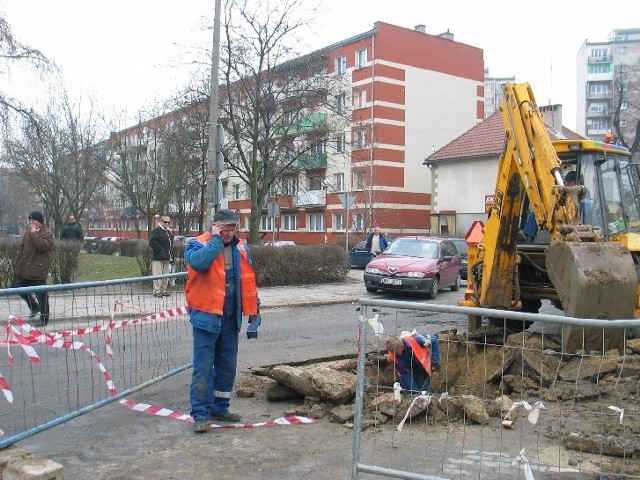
[1,305,316,429]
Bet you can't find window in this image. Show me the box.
[484,97,494,106]
[281,214,298,231]
[336,55,346,75]
[333,213,344,231]
[283,177,298,196]
[335,132,346,153]
[233,184,241,200]
[590,48,608,58]
[353,89,366,109]
[355,49,367,69]
[333,172,345,191]
[485,82,494,91]
[336,93,346,114]
[354,214,365,232]
[353,171,365,190]
[588,83,610,94]
[588,102,608,114]
[621,101,628,110]
[617,65,629,73]
[618,46,627,55]
[268,183,277,197]
[620,120,627,128]
[260,216,274,231]
[354,130,366,150]
[308,175,323,191]
[591,119,609,130]
[307,213,324,231]
[245,183,252,199]
[310,139,327,155]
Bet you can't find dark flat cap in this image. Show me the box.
[214,209,239,225]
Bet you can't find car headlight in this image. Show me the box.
[365,267,382,274]
[406,271,426,278]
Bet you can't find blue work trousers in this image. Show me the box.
[189,306,239,422]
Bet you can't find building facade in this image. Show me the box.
[483,68,514,119]
[576,28,640,147]
[225,21,484,245]
[86,22,484,243]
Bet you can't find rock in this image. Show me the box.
[437,393,464,420]
[269,365,317,396]
[462,394,489,424]
[487,395,513,418]
[559,355,620,382]
[329,404,355,423]
[309,366,357,404]
[235,387,255,398]
[266,382,304,401]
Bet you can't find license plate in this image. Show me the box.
[381,278,402,286]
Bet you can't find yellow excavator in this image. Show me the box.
[460,82,640,352]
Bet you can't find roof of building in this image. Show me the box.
[423,111,583,165]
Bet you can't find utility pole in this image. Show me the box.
[205,0,222,221]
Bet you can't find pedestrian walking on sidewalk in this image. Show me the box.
[149,215,173,297]
[15,211,54,327]
[185,209,261,433]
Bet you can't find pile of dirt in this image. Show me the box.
[236,329,640,475]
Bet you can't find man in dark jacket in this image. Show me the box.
[149,215,173,297]
[60,214,84,241]
[15,211,55,327]
[60,214,84,283]
[365,226,389,255]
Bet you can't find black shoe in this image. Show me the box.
[153,293,162,298]
[193,420,210,433]
[209,410,241,423]
[29,309,39,319]
[34,319,48,327]
[162,292,171,296]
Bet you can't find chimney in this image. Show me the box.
[540,104,563,132]
[415,24,426,33]
[438,29,454,41]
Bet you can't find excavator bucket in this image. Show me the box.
[546,241,637,353]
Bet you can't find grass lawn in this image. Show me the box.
[75,253,142,281]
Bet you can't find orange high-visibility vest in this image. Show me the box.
[388,335,432,377]
[185,232,258,316]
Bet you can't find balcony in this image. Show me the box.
[293,189,327,207]
[298,113,327,132]
[298,153,327,170]
[588,55,612,64]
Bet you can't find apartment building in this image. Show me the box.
[576,28,640,147]
[225,21,484,244]
[85,22,484,243]
[483,68,514,118]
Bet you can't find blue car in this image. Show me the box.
[349,240,374,268]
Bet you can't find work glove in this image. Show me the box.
[247,314,262,339]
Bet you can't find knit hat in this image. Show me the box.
[28,211,45,224]
[213,209,239,225]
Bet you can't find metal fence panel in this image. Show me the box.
[352,299,640,479]
[0,274,191,446]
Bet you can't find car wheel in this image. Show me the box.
[428,277,439,299]
[451,273,461,291]
[365,286,377,293]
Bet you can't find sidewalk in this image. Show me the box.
[0,270,368,324]
[259,269,365,309]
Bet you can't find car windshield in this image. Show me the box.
[452,239,467,255]
[385,239,438,259]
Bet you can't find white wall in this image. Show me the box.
[403,67,482,193]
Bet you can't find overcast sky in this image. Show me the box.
[1,0,630,131]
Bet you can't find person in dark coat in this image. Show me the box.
[15,211,55,327]
[149,215,173,297]
[60,214,84,241]
[60,214,84,283]
[365,226,389,255]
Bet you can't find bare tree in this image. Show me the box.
[107,111,179,237]
[164,82,211,235]
[218,0,351,243]
[612,62,640,158]
[0,167,35,233]
[0,14,50,130]
[4,91,110,236]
